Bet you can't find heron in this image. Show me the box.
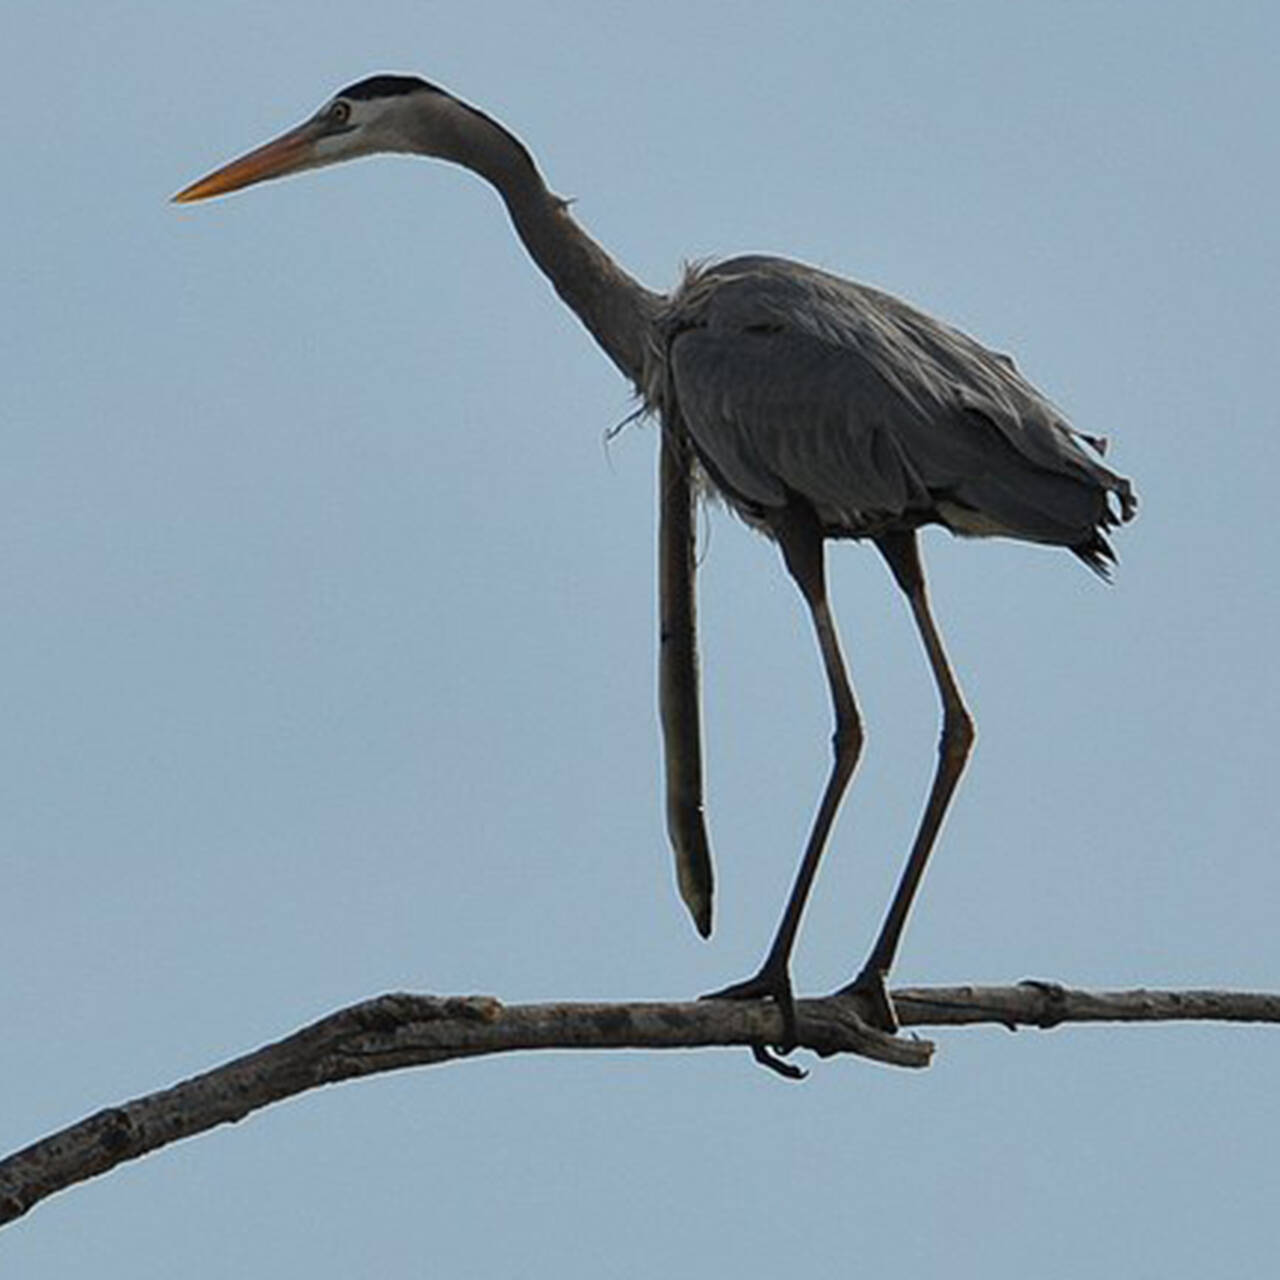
[174,75,1135,1067]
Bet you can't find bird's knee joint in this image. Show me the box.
[831,717,864,762]
[938,710,975,760]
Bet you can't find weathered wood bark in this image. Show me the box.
[3,982,1278,1226]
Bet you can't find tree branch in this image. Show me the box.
[3,981,1277,1226]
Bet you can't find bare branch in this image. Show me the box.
[892,981,1280,1029]
[3,981,1277,1227]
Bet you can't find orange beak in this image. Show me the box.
[172,118,326,203]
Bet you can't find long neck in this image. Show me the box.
[422,97,662,387]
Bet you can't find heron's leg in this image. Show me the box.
[841,530,975,1031]
[704,502,864,1056]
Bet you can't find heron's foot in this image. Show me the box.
[702,961,801,1065]
[835,967,900,1035]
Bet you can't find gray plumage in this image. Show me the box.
[175,76,1136,1064]
[653,256,1133,573]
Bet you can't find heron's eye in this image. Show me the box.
[328,100,352,126]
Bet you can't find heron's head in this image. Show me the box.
[173,75,453,203]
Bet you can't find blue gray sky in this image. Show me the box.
[4,2,1279,1274]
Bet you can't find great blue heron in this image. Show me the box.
[175,75,1135,1067]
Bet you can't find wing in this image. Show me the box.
[664,257,1134,554]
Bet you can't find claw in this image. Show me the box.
[702,963,799,1054]
[751,1044,807,1080]
[836,967,899,1034]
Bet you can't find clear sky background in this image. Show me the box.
[4,2,1278,1274]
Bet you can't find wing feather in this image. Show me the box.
[663,257,1133,549]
